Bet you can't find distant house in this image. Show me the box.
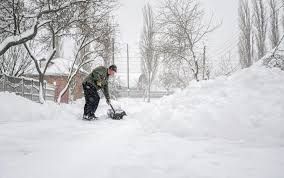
[27,58,88,103]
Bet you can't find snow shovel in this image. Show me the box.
[107,103,127,120]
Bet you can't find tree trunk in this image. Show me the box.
[147,73,151,103]
[38,74,45,104]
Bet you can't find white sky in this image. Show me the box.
[115,0,239,72]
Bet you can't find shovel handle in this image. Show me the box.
[109,103,116,114]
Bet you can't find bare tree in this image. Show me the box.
[98,19,117,67]
[282,0,284,32]
[253,0,267,60]
[75,1,117,69]
[140,3,159,102]
[238,0,252,68]
[39,0,82,58]
[157,0,218,82]
[0,45,33,76]
[215,52,240,76]
[159,70,187,91]
[269,0,280,49]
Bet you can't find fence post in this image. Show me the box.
[3,74,6,92]
[31,79,33,101]
[22,78,24,96]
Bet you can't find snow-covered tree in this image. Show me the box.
[252,0,267,60]
[157,0,217,82]
[75,1,117,70]
[214,52,240,76]
[20,0,86,103]
[263,33,284,70]
[99,20,116,67]
[24,43,56,104]
[282,0,284,32]
[238,0,253,68]
[0,45,33,76]
[268,0,280,49]
[0,0,89,56]
[140,3,159,102]
[108,75,122,100]
[159,71,187,91]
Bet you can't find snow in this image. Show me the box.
[137,62,284,142]
[116,72,141,88]
[30,57,88,76]
[45,57,72,75]
[0,61,284,178]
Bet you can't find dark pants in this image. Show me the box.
[82,82,100,116]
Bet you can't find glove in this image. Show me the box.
[96,81,102,87]
[106,98,111,105]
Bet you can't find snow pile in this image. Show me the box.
[136,62,284,141]
[263,53,284,71]
[0,93,79,123]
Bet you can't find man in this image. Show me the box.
[82,64,117,120]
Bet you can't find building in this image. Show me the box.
[27,58,88,103]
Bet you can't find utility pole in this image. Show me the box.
[202,45,206,80]
[112,38,114,64]
[127,44,130,96]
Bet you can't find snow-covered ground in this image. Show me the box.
[1,62,284,178]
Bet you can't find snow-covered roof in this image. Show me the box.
[45,57,72,75]
[30,57,89,76]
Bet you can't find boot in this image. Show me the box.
[83,115,92,120]
[89,115,98,120]
[83,114,98,120]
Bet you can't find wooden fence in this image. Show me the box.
[0,74,55,102]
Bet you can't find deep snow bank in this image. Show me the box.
[0,93,80,122]
[136,62,284,141]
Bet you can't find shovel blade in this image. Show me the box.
[107,109,127,120]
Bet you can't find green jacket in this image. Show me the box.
[83,66,110,99]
